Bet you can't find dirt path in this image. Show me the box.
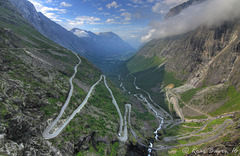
[169,90,211,118]
[169,96,185,121]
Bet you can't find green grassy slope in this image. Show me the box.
[127,55,166,73]
[0,1,130,155]
[113,60,182,113]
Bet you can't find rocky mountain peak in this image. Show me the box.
[164,0,207,20]
[9,0,41,29]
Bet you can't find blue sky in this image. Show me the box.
[28,0,188,48]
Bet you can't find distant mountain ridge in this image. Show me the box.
[70,28,135,56]
[8,0,135,70]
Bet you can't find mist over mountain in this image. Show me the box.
[142,0,240,42]
[123,0,240,154]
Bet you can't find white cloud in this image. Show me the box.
[44,12,55,18]
[98,12,110,16]
[131,0,143,4]
[29,0,66,14]
[142,0,240,42]
[45,0,52,3]
[130,35,137,38]
[98,7,103,11]
[106,18,115,23]
[75,16,101,24]
[60,2,72,7]
[67,19,84,28]
[119,9,126,12]
[121,12,132,21]
[29,0,65,22]
[147,0,155,3]
[152,0,187,14]
[106,1,121,9]
[92,28,100,31]
[73,29,90,38]
[64,16,102,29]
[127,3,138,8]
[141,29,155,42]
[105,18,132,24]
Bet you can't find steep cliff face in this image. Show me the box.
[135,20,240,89]
[125,2,240,154]
[164,0,207,20]
[127,17,240,119]
[8,0,90,57]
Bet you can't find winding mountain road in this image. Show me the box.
[164,119,233,141]
[42,53,124,140]
[43,53,81,139]
[119,74,235,152]
[42,52,235,153]
[169,90,211,118]
[169,96,184,122]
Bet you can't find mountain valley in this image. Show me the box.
[0,0,240,155]
[9,0,136,73]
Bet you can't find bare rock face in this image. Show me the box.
[234,41,240,53]
[140,0,240,89]
[136,19,240,88]
[126,0,240,152]
[164,0,207,20]
[8,0,41,30]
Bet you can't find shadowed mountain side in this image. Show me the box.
[8,0,90,57]
[0,0,134,155]
[9,0,136,71]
